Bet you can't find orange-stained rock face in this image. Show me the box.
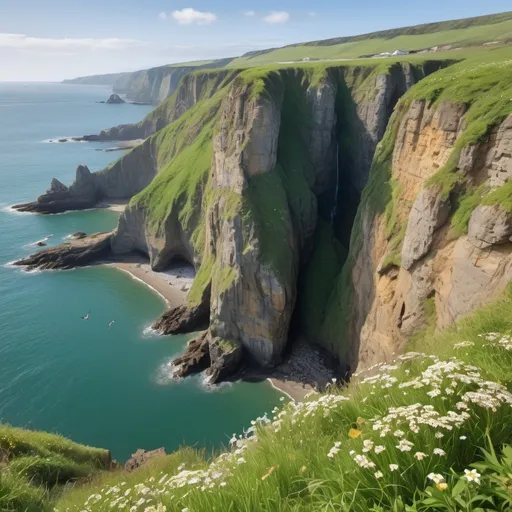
[349,105,512,373]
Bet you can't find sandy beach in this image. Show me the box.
[95,200,129,213]
[267,377,314,401]
[104,255,195,307]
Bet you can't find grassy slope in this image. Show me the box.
[54,285,512,511]
[0,426,110,512]
[321,47,512,352]
[229,17,512,67]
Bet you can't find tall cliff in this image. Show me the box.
[25,60,446,375]
[19,56,512,382]
[112,59,234,105]
[319,56,512,373]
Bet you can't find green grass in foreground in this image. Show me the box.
[0,426,110,511]
[53,285,512,511]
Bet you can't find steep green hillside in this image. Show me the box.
[53,285,512,511]
[0,426,111,511]
[229,13,512,66]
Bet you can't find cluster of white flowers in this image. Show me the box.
[286,393,350,425]
[78,481,171,511]
[453,341,474,349]
[62,331,512,510]
[328,347,512,482]
[480,332,512,351]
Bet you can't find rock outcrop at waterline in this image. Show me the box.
[13,166,100,213]
[14,233,112,270]
[152,302,209,335]
[106,94,125,104]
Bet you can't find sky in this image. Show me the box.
[0,0,511,81]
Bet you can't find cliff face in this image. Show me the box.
[107,61,448,374]
[62,72,130,86]
[328,59,512,373]
[113,66,198,104]
[112,59,235,104]
[20,57,512,384]
[83,70,240,143]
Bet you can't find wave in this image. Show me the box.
[1,205,35,215]
[42,137,86,144]
[198,373,233,393]
[142,324,160,338]
[3,261,41,274]
[153,358,184,386]
[23,234,54,248]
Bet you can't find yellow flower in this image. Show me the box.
[436,482,448,491]
[349,428,362,439]
[262,465,277,480]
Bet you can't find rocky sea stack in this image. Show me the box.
[106,94,125,104]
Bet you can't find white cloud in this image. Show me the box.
[244,10,256,16]
[0,33,143,52]
[158,12,168,20]
[262,11,290,24]
[171,8,217,25]
[308,11,317,17]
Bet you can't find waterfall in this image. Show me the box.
[330,143,339,226]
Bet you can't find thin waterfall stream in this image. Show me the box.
[331,142,339,226]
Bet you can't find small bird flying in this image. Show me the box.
[108,320,115,328]
[81,312,90,320]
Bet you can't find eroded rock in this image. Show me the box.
[14,233,112,270]
[152,302,209,335]
[124,448,166,472]
[171,331,211,378]
[401,185,450,270]
[106,94,125,104]
[205,336,242,384]
[468,204,512,249]
[13,165,99,214]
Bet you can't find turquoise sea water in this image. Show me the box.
[0,83,281,461]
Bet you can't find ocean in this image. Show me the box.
[0,82,281,461]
